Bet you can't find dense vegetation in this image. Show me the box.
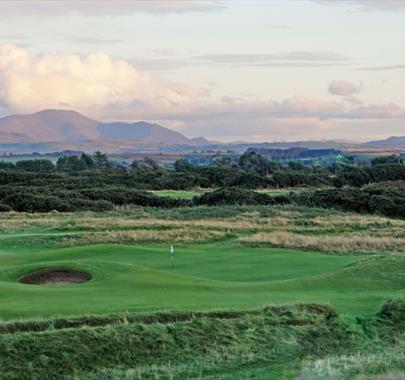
[2,151,405,217]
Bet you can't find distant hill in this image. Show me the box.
[366,136,405,148]
[0,109,205,146]
[97,121,191,145]
[0,110,99,142]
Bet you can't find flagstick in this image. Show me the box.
[170,244,174,270]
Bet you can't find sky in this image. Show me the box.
[0,0,404,142]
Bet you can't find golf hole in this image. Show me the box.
[19,268,92,286]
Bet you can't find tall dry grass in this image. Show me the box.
[2,205,405,251]
[61,228,227,245]
[240,231,405,253]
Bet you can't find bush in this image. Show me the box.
[80,188,189,208]
[0,203,11,212]
[193,188,290,206]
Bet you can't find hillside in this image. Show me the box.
[0,109,201,146]
[367,136,405,148]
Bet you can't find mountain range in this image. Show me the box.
[0,109,405,153]
[0,109,210,146]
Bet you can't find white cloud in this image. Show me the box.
[0,0,224,17]
[1,45,405,142]
[0,45,202,117]
[316,0,405,11]
[194,51,351,68]
[328,81,361,96]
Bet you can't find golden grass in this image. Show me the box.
[2,206,405,251]
[61,229,227,245]
[240,231,405,253]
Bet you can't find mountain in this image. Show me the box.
[366,136,405,148]
[97,121,191,145]
[0,109,200,146]
[190,136,212,145]
[0,110,99,142]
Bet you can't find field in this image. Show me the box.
[0,205,404,378]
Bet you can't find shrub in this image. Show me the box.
[193,188,290,206]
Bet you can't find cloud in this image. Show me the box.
[0,45,202,117]
[129,50,352,72]
[0,0,225,18]
[316,0,405,11]
[344,103,405,119]
[1,45,404,142]
[72,37,123,45]
[360,64,405,71]
[349,0,405,11]
[328,81,361,96]
[194,51,351,67]
[165,99,405,141]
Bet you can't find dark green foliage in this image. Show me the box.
[0,203,11,212]
[15,159,55,172]
[193,188,290,206]
[174,158,194,172]
[293,183,405,217]
[80,188,188,208]
[372,155,403,166]
[56,155,92,171]
[377,299,405,327]
[93,151,110,169]
[271,171,330,187]
[0,161,14,170]
[239,151,273,175]
[335,164,405,187]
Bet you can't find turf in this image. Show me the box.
[0,241,403,319]
[151,189,208,199]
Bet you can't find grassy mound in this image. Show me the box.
[0,301,402,380]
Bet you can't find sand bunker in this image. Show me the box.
[19,268,92,285]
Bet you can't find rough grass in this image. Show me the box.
[60,228,228,245]
[1,205,405,251]
[241,231,405,254]
[0,300,403,380]
[298,337,405,380]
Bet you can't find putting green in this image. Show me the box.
[0,243,403,319]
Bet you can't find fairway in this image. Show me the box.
[0,241,402,319]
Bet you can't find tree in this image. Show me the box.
[239,151,272,175]
[16,159,55,172]
[57,156,87,171]
[93,151,110,169]
[80,153,95,168]
[130,160,139,170]
[174,158,193,172]
[371,155,402,166]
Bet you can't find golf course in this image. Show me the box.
[0,242,401,318]
[0,204,404,379]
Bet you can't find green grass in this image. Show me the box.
[151,189,209,199]
[0,240,403,319]
[0,300,403,380]
[0,209,404,379]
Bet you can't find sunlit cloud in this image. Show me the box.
[328,81,361,96]
[1,45,405,142]
[0,45,202,118]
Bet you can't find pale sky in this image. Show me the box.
[0,0,405,142]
